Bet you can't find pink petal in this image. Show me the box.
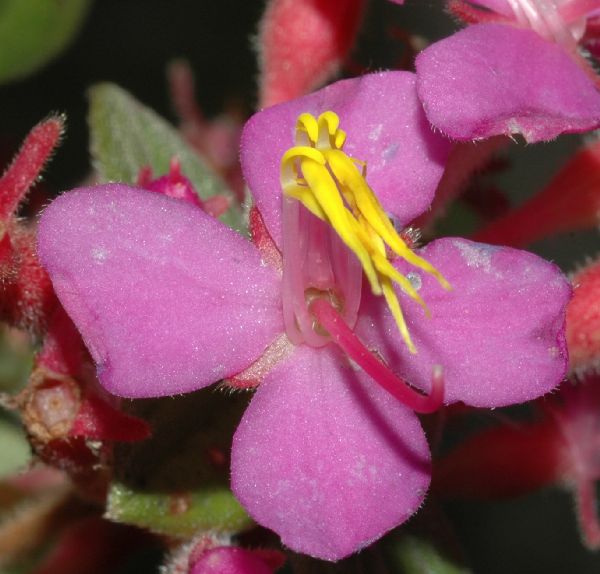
[416,24,600,142]
[37,184,283,398]
[231,344,430,561]
[241,72,451,248]
[357,238,570,407]
[190,547,276,574]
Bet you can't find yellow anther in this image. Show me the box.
[281,146,326,167]
[334,129,347,149]
[283,183,327,221]
[280,110,451,353]
[301,159,382,295]
[296,113,319,145]
[318,111,340,136]
[382,277,416,355]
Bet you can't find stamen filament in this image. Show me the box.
[310,298,444,413]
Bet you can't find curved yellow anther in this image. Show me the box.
[326,148,451,292]
[281,110,451,353]
[281,146,326,167]
[282,183,327,221]
[318,111,340,137]
[334,129,346,149]
[296,113,319,145]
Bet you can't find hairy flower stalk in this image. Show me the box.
[0,117,64,332]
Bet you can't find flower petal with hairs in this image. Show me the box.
[38,71,570,560]
[416,23,600,142]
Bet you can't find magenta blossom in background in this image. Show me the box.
[415,0,600,142]
[190,547,284,574]
[38,72,570,560]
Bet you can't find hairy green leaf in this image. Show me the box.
[88,82,244,232]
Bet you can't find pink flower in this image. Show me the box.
[415,0,600,142]
[37,72,570,560]
[189,547,284,574]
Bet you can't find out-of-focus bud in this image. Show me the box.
[164,534,285,574]
[567,257,600,375]
[433,416,564,499]
[9,307,150,501]
[138,158,230,218]
[257,0,366,108]
[474,138,600,247]
[168,60,245,200]
[190,547,284,574]
[435,378,600,550]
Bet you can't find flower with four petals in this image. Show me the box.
[37,71,570,560]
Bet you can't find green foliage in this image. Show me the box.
[0,418,30,478]
[0,0,91,83]
[107,483,251,538]
[88,83,244,232]
[392,536,472,574]
[0,330,32,394]
[107,387,253,537]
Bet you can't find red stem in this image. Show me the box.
[310,298,444,414]
[0,116,64,221]
[575,479,600,549]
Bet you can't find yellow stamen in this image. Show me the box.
[280,111,451,354]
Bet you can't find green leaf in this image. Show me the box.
[0,329,33,394]
[393,536,472,574]
[88,83,244,232]
[0,418,30,478]
[107,482,250,538]
[106,387,253,537]
[0,0,91,83]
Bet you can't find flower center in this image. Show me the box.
[280,111,450,353]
